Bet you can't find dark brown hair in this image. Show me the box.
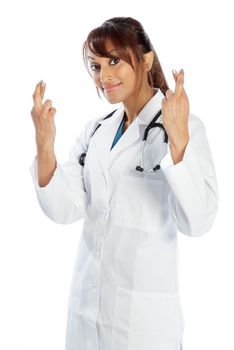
[82,17,169,99]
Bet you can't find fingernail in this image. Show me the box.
[172,69,177,75]
[180,69,184,73]
[40,80,46,87]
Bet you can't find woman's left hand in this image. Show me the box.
[161,69,190,164]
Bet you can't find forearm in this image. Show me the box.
[37,148,57,187]
[169,136,189,165]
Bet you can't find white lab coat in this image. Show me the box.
[29,88,219,350]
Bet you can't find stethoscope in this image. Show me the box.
[79,109,168,173]
[136,109,168,173]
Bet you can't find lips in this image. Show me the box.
[103,83,122,92]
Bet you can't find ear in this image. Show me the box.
[142,51,154,71]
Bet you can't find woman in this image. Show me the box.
[29,17,219,350]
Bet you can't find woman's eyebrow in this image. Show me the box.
[88,49,119,61]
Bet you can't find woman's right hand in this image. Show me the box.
[31,80,57,151]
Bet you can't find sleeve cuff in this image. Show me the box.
[29,155,61,192]
[160,139,192,171]
[159,138,205,199]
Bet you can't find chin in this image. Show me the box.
[105,96,123,104]
[101,91,122,103]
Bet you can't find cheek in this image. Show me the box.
[93,75,101,87]
[122,67,137,85]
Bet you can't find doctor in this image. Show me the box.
[29,16,219,350]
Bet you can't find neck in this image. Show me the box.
[123,85,157,124]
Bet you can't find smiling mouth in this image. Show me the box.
[105,83,122,92]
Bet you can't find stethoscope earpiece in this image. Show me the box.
[136,165,144,172]
[153,164,161,171]
[136,164,161,172]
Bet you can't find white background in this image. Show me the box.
[0,0,233,349]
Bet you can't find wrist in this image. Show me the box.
[169,137,189,164]
[37,147,56,160]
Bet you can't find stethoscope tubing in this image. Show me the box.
[79,109,168,172]
[137,109,168,173]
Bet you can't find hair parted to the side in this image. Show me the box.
[82,17,169,99]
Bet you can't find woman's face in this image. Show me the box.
[87,43,140,104]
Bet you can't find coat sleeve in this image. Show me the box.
[29,117,101,225]
[159,113,219,237]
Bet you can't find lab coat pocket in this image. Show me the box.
[113,173,165,231]
[111,286,183,350]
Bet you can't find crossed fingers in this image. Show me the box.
[166,69,185,99]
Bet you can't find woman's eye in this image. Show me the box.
[110,58,119,65]
[90,58,119,72]
[90,64,99,71]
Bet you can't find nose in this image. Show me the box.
[99,65,112,83]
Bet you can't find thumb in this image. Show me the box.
[49,107,56,117]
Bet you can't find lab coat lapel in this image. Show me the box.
[108,111,140,164]
[93,105,140,179]
[137,88,165,126]
[93,88,165,179]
